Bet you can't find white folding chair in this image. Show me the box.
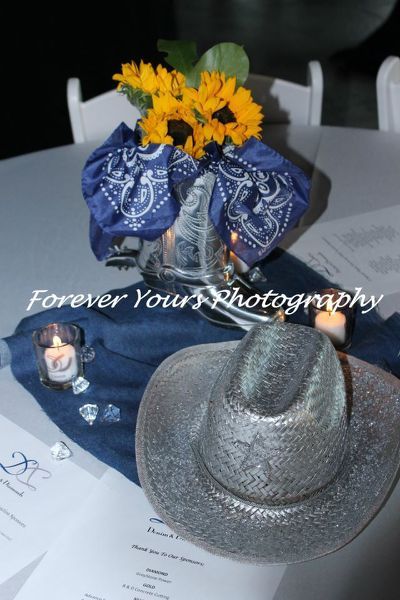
[377,56,400,133]
[67,78,141,143]
[247,61,323,126]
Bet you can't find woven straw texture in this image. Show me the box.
[199,325,347,505]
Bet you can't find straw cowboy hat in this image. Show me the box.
[136,323,400,563]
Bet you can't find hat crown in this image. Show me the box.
[199,324,348,505]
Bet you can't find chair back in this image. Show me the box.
[247,61,323,126]
[377,56,400,133]
[67,78,140,143]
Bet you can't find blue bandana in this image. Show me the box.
[82,123,310,266]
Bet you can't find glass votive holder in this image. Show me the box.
[308,288,356,350]
[32,323,83,390]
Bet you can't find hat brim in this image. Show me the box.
[136,341,400,564]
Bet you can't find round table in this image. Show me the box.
[1,125,400,600]
[1,124,399,338]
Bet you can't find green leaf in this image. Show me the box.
[190,43,250,88]
[193,108,207,124]
[119,85,152,113]
[157,39,197,74]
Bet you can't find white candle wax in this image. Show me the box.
[229,231,250,274]
[315,310,346,346]
[230,251,250,274]
[44,335,78,383]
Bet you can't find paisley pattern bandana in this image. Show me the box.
[82,123,310,266]
[82,123,198,260]
[206,139,310,264]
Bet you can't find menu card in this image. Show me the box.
[15,470,286,600]
[283,205,400,297]
[0,414,96,583]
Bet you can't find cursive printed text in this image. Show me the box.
[26,287,384,315]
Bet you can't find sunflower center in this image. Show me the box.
[212,106,236,124]
[167,119,193,146]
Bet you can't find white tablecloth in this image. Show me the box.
[1,125,400,599]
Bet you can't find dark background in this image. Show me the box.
[1,0,399,159]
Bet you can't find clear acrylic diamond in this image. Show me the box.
[79,403,99,426]
[101,404,121,424]
[72,376,90,395]
[51,441,72,461]
[81,345,96,363]
[248,266,267,283]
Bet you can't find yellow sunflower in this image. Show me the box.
[139,93,205,159]
[186,71,263,145]
[154,65,186,96]
[113,61,185,97]
[113,60,158,95]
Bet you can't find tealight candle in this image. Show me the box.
[314,298,346,346]
[309,288,356,350]
[32,324,83,390]
[44,335,78,383]
[230,252,250,274]
[230,232,250,274]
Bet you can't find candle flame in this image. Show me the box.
[52,335,63,347]
[326,298,333,314]
[231,231,238,244]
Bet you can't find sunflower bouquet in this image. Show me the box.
[112,41,263,159]
[82,41,310,273]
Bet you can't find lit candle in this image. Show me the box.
[44,335,78,383]
[314,298,346,346]
[230,232,250,274]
